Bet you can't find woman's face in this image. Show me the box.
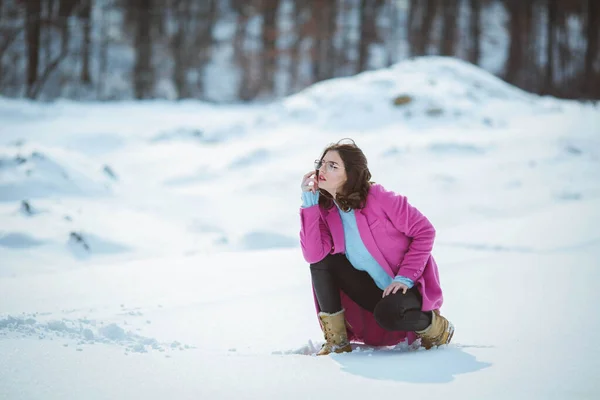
[316,150,347,196]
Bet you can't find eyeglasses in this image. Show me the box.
[314,159,341,172]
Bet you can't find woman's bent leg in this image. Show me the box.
[325,255,383,313]
[309,254,353,355]
[309,254,345,313]
[310,254,453,350]
[373,287,432,332]
[373,286,454,348]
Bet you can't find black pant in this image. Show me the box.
[310,254,432,332]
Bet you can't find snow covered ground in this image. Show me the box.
[1,57,599,399]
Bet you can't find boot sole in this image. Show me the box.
[334,344,352,354]
[316,343,352,356]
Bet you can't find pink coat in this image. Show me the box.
[299,183,444,346]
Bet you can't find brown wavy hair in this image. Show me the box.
[317,138,372,211]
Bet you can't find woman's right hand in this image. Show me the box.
[301,170,319,193]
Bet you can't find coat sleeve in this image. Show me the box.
[299,205,334,264]
[376,185,435,281]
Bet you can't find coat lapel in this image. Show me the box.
[354,209,395,277]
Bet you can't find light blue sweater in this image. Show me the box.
[301,191,414,290]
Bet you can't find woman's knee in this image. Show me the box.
[373,297,403,330]
[373,290,426,331]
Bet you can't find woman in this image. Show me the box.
[299,139,454,356]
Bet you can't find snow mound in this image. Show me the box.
[0,142,114,201]
[0,314,194,355]
[278,56,558,131]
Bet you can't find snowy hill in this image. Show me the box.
[1,57,599,399]
[278,57,551,131]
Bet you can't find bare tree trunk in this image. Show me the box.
[440,0,457,56]
[358,0,377,72]
[385,0,397,66]
[24,0,41,97]
[172,0,191,99]
[335,0,351,75]
[43,0,53,67]
[233,1,260,101]
[289,0,303,91]
[261,0,280,95]
[288,0,311,92]
[325,0,336,77]
[58,0,79,18]
[584,0,599,98]
[0,0,15,90]
[195,0,217,97]
[98,1,108,99]
[29,15,70,99]
[81,0,92,84]
[504,0,523,85]
[407,0,419,56]
[522,0,534,91]
[153,0,165,37]
[312,0,336,81]
[133,0,154,99]
[555,4,569,94]
[413,0,437,55]
[545,0,556,94]
[468,0,481,64]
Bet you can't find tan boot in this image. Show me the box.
[416,310,455,350]
[316,309,352,356]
